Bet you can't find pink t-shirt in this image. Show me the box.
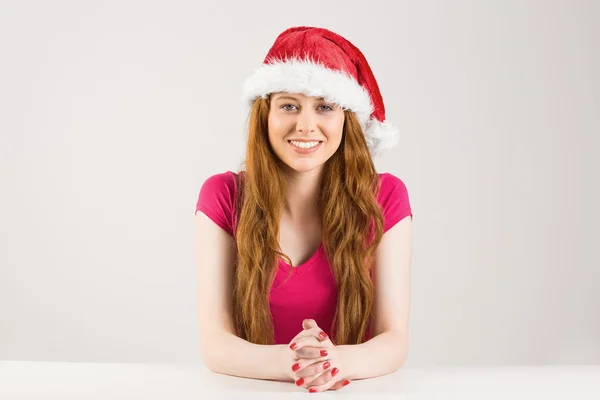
[195,171,412,345]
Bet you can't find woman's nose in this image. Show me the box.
[295,109,316,133]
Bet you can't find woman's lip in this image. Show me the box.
[288,140,323,154]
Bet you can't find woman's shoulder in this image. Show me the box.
[202,170,238,187]
[199,170,245,199]
[376,172,409,196]
[195,170,242,237]
[376,172,412,232]
[200,170,242,204]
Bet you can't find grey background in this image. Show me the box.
[1,0,598,366]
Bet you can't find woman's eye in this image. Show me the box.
[319,104,334,111]
[281,104,297,111]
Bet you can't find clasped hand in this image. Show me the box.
[282,319,351,392]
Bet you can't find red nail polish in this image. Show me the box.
[331,367,339,377]
[319,331,328,338]
[342,379,350,386]
[296,378,305,386]
[292,363,300,372]
[290,343,297,350]
[309,388,317,393]
[323,361,331,370]
[320,349,328,357]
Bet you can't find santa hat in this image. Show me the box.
[241,26,400,158]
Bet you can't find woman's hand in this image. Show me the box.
[278,320,326,382]
[288,319,351,392]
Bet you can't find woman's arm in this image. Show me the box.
[194,211,291,381]
[205,333,291,381]
[338,330,407,380]
[341,215,413,380]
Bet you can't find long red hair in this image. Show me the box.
[232,96,384,345]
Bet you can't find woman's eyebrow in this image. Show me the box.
[273,95,300,101]
[273,95,327,102]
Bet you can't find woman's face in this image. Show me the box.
[267,92,345,173]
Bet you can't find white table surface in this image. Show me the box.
[1,361,599,399]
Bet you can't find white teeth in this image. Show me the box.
[290,140,320,148]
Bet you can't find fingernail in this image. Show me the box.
[296,378,305,386]
[318,331,328,339]
[292,363,300,372]
[309,388,317,393]
[343,379,350,386]
[323,361,331,369]
[320,349,328,357]
[331,367,339,377]
[290,343,297,350]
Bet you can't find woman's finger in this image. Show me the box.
[328,379,351,391]
[303,319,330,342]
[290,335,329,351]
[290,355,328,377]
[295,371,321,388]
[293,346,328,360]
[303,370,331,388]
[302,319,320,330]
[304,372,331,388]
[295,359,332,378]
[289,327,329,344]
[307,369,344,393]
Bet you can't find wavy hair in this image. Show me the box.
[232,96,384,345]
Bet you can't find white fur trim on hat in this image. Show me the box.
[242,57,400,157]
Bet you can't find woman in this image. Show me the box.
[194,26,413,393]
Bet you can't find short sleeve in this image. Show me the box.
[195,171,237,237]
[377,173,413,233]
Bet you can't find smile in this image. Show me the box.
[288,140,323,154]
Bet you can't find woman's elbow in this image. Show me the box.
[200,348,228,374]
[393,345,409,371]
[198,335,222,373]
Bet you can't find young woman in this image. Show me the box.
[194,26,413,393]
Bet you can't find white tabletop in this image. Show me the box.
[1,361,599,399]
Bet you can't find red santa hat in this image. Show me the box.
[242,26,400,158]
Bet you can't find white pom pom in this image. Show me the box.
[364,119,400,158]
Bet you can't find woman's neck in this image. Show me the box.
[282,167,323,223]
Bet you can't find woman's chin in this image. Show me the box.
[283,159,324,173]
